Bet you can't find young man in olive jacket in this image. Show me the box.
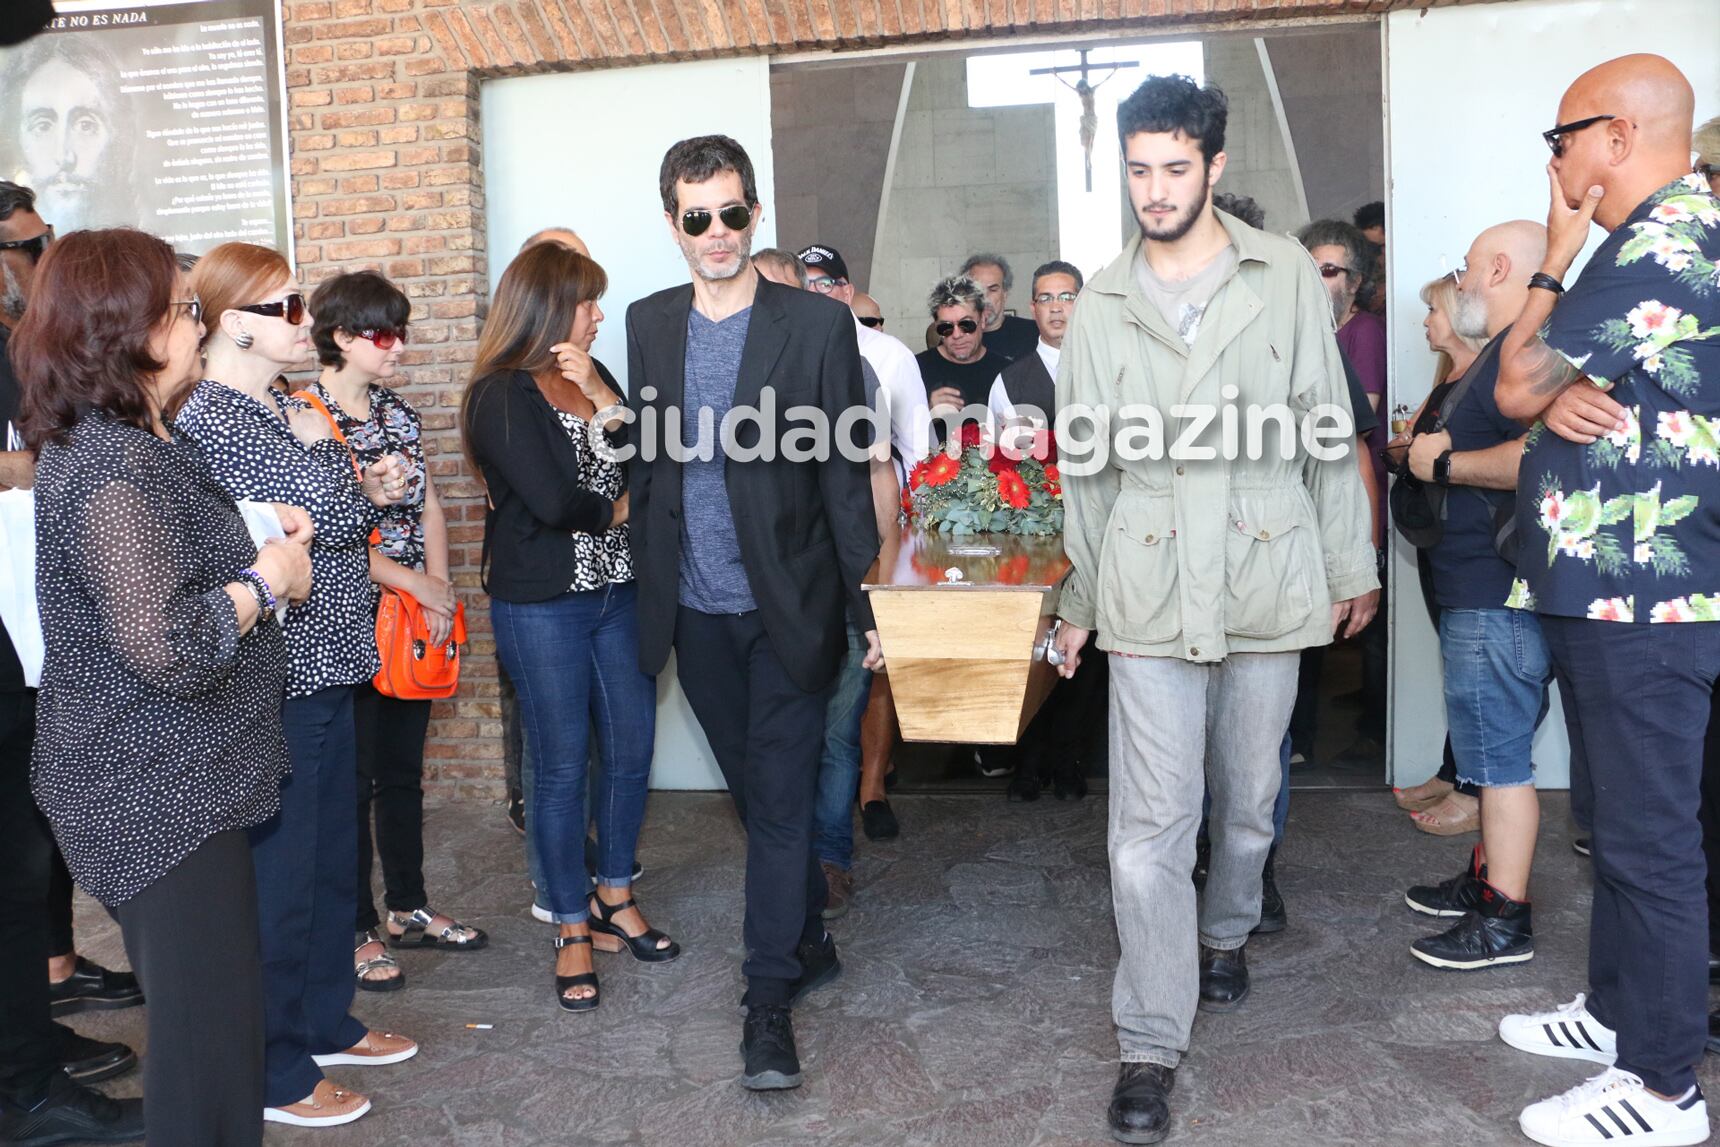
[624,136,882,1093]
[1050,77,1377,1144]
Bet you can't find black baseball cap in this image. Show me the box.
[797,244,849,282]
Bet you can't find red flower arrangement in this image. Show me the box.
[904,430,1063,537]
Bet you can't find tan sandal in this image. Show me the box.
[1412,793,1481,836]
[1394,777,1455,813]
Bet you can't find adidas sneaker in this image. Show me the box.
[1519,1067,1709,1147]
[1500,993,1618,1065]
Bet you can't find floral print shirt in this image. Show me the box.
[1508,173,1720,624]
[305,381,428,574]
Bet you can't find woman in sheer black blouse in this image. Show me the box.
[16,228,312,1146]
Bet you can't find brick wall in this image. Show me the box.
[280,0,1478,798]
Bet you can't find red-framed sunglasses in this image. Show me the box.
[355,327,408,350]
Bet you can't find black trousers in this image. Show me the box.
[0,690,58,1111]
[1019,629,1107,781]
[353,685,433,931]
[1543,617,1719,1095]
[114,829,264,1147]
[673,607,829,1007]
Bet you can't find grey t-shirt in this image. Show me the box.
[678,307,758,614]
[1134,244,1238,349]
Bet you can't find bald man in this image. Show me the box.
[1490,55,1720,1147]
[851,292,883,329]
[520,227,589,256]
[1399,221,1551,975]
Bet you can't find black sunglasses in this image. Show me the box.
[857,315,884,329]
[681,204,752,237]
[1543,114,1617,158]
[935,318,980,337]
[0,227,54,263]
[1317,263,1354,280]
[237,292,307,325]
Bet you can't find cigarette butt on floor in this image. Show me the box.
[465,1023,494,1030]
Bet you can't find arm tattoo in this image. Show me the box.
[1523,336,1583,397]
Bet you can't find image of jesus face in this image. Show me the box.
[18,57,116,233]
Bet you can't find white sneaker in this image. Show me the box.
[1519,1067,1709,1146]
[530,902,552,923]
[1500,993,1618,1065]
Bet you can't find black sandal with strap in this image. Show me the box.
[588,894,681,963]
[552,933,599,1013]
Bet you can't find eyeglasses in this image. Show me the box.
[1542,114,1617,158]
[237,293,307,325]
[680,204,752,236]
[857,315,884,329]
[935,318,980,337]
[172,296,203,325]
[808,275,847,295]
[355,327,407,350]
[0,226,54,263]
[1033,291,1078,304]
[1317,263,1355,280]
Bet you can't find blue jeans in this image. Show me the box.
[1438,608,1550,788]
[491,582,656,924]
[812,624,874,871]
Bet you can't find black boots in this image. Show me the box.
[1253,848,1286,935]
[1405,844,1487,917]
[1107,1062,1175,1144]
[1411,880,1533,970]
[1197,943,1250,1011]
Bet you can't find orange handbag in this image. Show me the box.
[294,389,466,700]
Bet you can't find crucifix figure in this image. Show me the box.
[1030,50,1140,192]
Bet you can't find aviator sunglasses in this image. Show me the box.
[681,204,753,236]
[935,318,980,337]
[237,292,307,325]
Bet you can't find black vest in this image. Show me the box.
[998,346,1055,422]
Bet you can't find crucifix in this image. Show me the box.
[1030,50,1139,192]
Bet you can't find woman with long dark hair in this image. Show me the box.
[302,270,486,992]
[177,242,416,1128]
[461,242,677,1013]
[17,227,312,1145]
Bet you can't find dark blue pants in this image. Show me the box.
[250,686,367,1108]
[674,607,830,1007]
[0,690,56,1111]
[1542,617,1720,1095]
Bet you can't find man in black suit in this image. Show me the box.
[624,135,882,1092]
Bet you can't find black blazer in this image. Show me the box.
[467,364,623,603]
[624,276,879,694]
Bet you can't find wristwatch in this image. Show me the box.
[235,568,277,625]
[1433,449,1455,488]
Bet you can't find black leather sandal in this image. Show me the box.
[552,933,599,1013]
[587,894,681,963]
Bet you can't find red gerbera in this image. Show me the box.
[987,448,1018,476]
[900,486,915,518]
[1045,481,1062,498]
[960,421,983,449]
[923,452,961,488]
[907,459,930,490]
[1043,463,1059,483]
[996,467,1030,509]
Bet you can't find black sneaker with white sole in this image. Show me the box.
[1411,882,1533,970]
[740,1005,802,1090]
[1405,844,1486,917]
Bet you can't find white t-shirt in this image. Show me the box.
[855,316,932,472]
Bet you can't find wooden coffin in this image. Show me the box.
[863,525,1072,745]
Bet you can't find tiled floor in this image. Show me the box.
[62,789,1714,1146]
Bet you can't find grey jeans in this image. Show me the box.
[1108,650,1299,1066]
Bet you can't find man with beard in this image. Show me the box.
[1051,74,1377,1144]
[1396,221,1553,972]
[0,180,144,1146]
[624,135,882,1092]
[1,36,137,235]
[961,253,1040,362]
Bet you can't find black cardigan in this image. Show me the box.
[467,364,624,603]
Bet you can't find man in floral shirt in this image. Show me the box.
[1493,53,1720,1147]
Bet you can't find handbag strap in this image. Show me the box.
[293,388,384,548]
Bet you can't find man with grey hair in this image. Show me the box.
[519,227,589,256]
[960,253,1039,361]
[752,247,808,290]
[916,275,999,424]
